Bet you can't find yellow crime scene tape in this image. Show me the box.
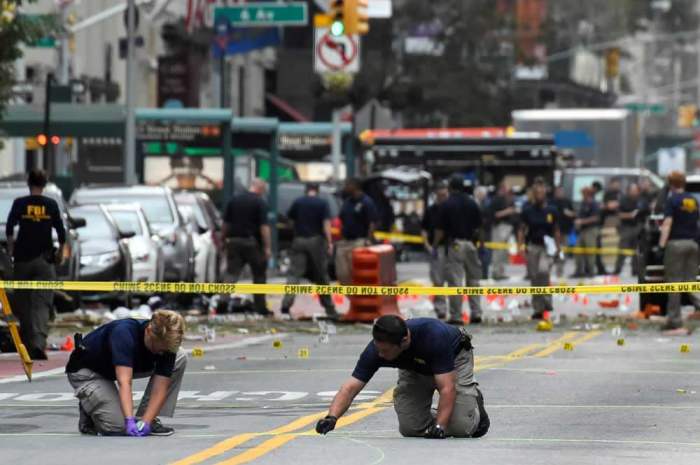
[0,280,698,296]
[371,231,635,256]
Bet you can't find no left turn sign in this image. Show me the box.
[314,28,360,74]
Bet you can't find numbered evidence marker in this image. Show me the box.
[191,347,205,357]
[617,338,625,346]
[298,347,310,359]
[563,342,574,351]
[273,340,283,349]
[680,344,691,353]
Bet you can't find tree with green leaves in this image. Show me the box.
[0,0,55,119]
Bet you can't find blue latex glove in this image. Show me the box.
[125,416,140,437]
[137,420,152,437]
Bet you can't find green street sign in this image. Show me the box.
[28,36,56,48]
[214,3,308,27]
[624,103,666,114]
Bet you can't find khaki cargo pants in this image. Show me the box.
[574,227,598,276]
[429,248,448,318]
[664,239,700,328]
[281,236,335,313]
[393,348,481,437]
[335,239,367,285]
[491,222,513,278]
[66,348,187,434]
[527,244,553,314]
[445,240,482,321]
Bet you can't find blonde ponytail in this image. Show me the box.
[149,310,185,353]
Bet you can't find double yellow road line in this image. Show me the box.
[170,330,601,465]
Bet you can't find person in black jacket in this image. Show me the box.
[5,169,66,359]
[433,175,483,325]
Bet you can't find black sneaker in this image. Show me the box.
[471,388,490,438]
[470,316,483,325]
[447,318,463,326]
[149,418,175,436]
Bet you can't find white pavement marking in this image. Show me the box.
[0,334,288,385]
[0,367,65,384]
[184,334,288,352]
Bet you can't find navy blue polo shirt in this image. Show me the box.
[66,319,176,381]
[224,192,268,242]
[665,192,699,241]
[421,203,444,245]
[340,194,379,240]
[351,318,464,383]
[5,195,66,262]
[521,202,558,245]
[437,193,482,241]
[577,200,600,230]
[288,195,331,238]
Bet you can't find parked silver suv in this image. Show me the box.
[70,185,194,282]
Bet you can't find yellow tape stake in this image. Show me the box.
[0,288,32,381]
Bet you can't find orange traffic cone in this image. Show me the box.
[60,336,74,352]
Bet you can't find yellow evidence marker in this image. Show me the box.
[191,347,204,357]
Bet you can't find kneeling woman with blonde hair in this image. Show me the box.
[66,310,187,436]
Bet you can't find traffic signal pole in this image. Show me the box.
[124,0,137,185]
[41,73,54,172]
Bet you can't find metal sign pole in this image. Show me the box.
[124,0,137,185]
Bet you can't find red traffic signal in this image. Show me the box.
[37,134,48,146]
[50,135,60,145]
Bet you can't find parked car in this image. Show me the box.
[104,204,165,283]
[69,205,133,305]
[70,186,194,282]
[637,175,700,313]
[174,191,222,283]
[0,182,85,280]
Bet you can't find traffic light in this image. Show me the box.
[678,104,698,128]
[35,134,61,146]
[605,47,620,78]
[345,0,369,35]
[330,0,345,36]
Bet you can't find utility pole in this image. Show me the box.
[331,108,342,183]
[41,73,54,171]
[124,0,137,185]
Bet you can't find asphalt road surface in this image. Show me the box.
[2,325,700,465]
[2,260,700,464]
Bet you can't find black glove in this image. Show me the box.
[315,415,337,435]
[424,423,446,439]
